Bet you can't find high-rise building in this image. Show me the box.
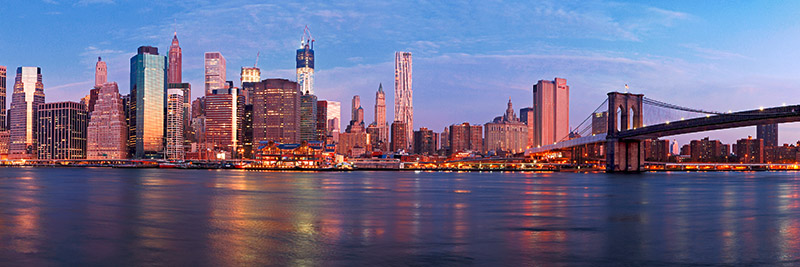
[0,131,8,159]
[315,101,328,143]
[485,99,528,154]
[122,93,133,156]
[736,137,764,163]
[394,52,413,150]
[346,95,365,133]
[689,137,726,162]
[591,112,608,135]
[204,52,226,95]
[532,78,569,147]
[757,124,778,147]
[449,122,483,155]
[205,89,238,158]
[95,57,107,87]
[87,82,127,159]
[241,67,261,84]
[253,79,300,144]
[9,67,45,159]
[297,27,315,95]
[440,127,450,153]
[519,107,534,147]
[374,83,389,151]
[413,127,436,155]
[168,83,192,149]
[326,101,341,136]
[239,104,253,159]
[390,121,407,152]
[130,46,167,159]
[37,101,87,159]
[168,33,182,84]
[0,66,6,132]
[300,92,318,142]
[166,88,185,160]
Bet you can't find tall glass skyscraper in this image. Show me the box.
[0,66,6,131]
[9,67,45,159]
[130,46,167,159]
[204,52,226,95]
[296,28,315,95]
[394,52,413,150]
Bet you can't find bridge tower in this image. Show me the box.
[606,92,644,172]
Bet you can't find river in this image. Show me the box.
[0,168,799,266]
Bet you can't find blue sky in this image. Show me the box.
[3,0,800,146]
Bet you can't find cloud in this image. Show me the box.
[75,0,114,5]
[680,44,749,60]
[42,0,58,4]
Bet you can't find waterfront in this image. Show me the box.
[1,169,800,265]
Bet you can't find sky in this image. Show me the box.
[3,0,800,146]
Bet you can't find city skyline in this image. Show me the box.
[5,1,800,146]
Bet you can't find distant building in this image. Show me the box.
[592,112,608,135]
[449,122,482,155]
[297,28,315,95]
[391,121,408,152]
[0,130,8,159]
[168,82,192,149]
[325,100,341,136]
[315,101,328,143]
[689,137,726,162]
[395,52,413,150]
[37,101,87,159]
[9,66,45,159]
[253,79,300,144]
[413,127,436,155]
[87,82,127,159]
[239,104,253,159]
[166,88,185,160]
[205,89,239,159]
[736,137,764,163]
[346,95,365,133]
[757,124,778,147]
[373,84,389,150]
[300,92,318,142]
[519,107,534,147]
[484,99,528,154]
[336,132,369,157]
[130,46,167,159]
[204,52,226,95]
[241,67,261,84]
[95,57,107,87]
[168,33,182,84]
[0,66,6,132]
[440,127,450,154]
[532,78,569,147]
[642,139,670,162]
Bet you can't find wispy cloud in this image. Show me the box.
[75,0,114,6]
[680,44,750,60]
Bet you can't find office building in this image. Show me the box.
[9,67,45,159]
[757,124,778,147]
[204,52,226,95]
[37,101,87,159]
[130,46,167,159]
[346,95,365,133]
[166,88,185,160]
[300,92,318,141]
[168,33,182,84]
[373,83,389,151]
[297,27,315,95]
[315,101,328,143]
[485,99,528,154]
[532,78,569,147]
[95,57,107,87]
[253,79,300,144]
[519,107,534,147]
[326,101,341,135]
[205,89,238,158]
[87,82,127,159]
[168,82,192,149]
[0,66,6,131]
[394,51,413,150]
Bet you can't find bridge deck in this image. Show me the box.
[525,133,606,155]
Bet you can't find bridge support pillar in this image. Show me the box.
[606,139,644,172]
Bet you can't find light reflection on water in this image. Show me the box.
[2,169,800,265]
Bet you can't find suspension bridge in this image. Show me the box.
[525,92,800,172]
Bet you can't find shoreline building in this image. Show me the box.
[449,122,483,155]
[37,101,87,159]
[9,66,45,159]
[484,99,528,154]
[204,52,226,96]
[87,82,127,159]
[297,27,315,95]
[130,46,167,159]
[253,79,300,144]
[413,127,436,155]
[394,52,413,150]
[166,88,185,160]
[532,78,569,147]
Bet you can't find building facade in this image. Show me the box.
[532,78,569,147]
[168,82,191,149]
[316,101,328,143]
[413,127,436,155]
[484,99,528,154]
[394,52,413,150]
[757,123,778,147]
[0,66,5,132]
[87,82,127,159]
[9,67,45,159]
[130,46,167,159]
[736,137,764,163]
[253,79,300,144]
[168,33,182,84]
[373,83,389,151]
[449,122,483,155]
[689,137,727,162]
[166,88,185,160]
[205,90,238,158]
[300,92,318,142]
[204,52,226,95]
[390,121,407,152]
[95,57,107,87]
[37,101,87,159]
[241,67,261,84]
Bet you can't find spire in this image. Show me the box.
[171,32,179,47]
[378,83,384,93]
[98,56,102,62]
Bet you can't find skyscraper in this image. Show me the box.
[241,67,261,84]
[168,82,192,149]
[37,101,88,159]
[519,107,534,147]
[95,57,107,87]
[316,101,328,143]
[166,88,185,160]
[168,33,182,84]
[87,82,127,159]
[204,52,226,95]
[346,95,364,133]
[297,27,315,95]
[206,89,238,158]
[757,124,778,147]
[394,52,413,150]
[0,66,6,131]
[532,78,569,147]
[253,79,300,144]
[326,101,341,135]
[130,46,167,159]
[300,92,318,142]
[374,83,389,150]
[9,67,45,159]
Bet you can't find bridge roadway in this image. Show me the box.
[526,104,800,155]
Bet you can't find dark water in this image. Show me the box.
[1,169,800,266]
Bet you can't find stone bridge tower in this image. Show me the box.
[606,92,644,172]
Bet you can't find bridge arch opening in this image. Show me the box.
[616,106,623,132]
[629,107,635,129]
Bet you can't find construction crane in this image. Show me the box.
[302,25,314,49]
[254,51,259,68]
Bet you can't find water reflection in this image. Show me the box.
[3,169,800,265]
